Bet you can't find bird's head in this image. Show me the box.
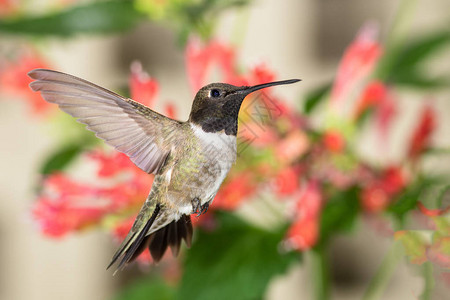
[189,79,300,135]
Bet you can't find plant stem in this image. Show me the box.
[311,246,330,300]
[419,262,434,300]
[362,243,403,300]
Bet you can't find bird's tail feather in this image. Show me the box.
[107,204,193,273]
[107,204,161,272]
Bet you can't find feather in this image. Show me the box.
[28,69,181,174]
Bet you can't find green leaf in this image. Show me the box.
[388,178,442,222]
[302,83,331,114]
[40,143,85,175]
[178,212,299,300]
[0,1,145,36]
[114,277,176,300]
[318,187,360,246]
[376,31,450,89]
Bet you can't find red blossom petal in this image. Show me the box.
[239,122,278,148]
[408,104,436,159]
[185,39,240,92]
[354,81,387,118]
[361,166,405,213]
[322,130,345,153]
[214,172,256,210]
[164,102,177,119]
[32,196,106,238]
[0,0,19,16]
[295,181,322,219]
[248,63,276,86]
[361,185,389,213]
[330,23,382,104]
[286,217,319,251]
[353,81,397,140]
[87,150,137,177]
[275,130,309,164]
[274,167,300,197]
[417,202,450,217]
[381,166,406,195]
[285,181,323,251]
[129,61,159,107]
[0,51,52,115]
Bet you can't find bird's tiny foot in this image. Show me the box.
[199,202,209,215]
[191,198,201,215]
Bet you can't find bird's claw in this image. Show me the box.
[199,202,209,216]
[191,198,209,217]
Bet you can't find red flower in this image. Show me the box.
[32,149,152,238]
[408,104,436,159]
[32,173,109,237]
[239,122,278,148]
[214,172,256,210]
[275,130,309,164]
[33,196,106,237]
[354,81,387,118]
[0,51,52,115]
[330,23,382,104]
[185,39,239,92]
[0,0,19,16]
[361,166,406,212]
[285,181,322,251]
[322,130,345,153]
[87,150,136,178]
[129,61,159,108]
[417,202,450,217]
[286,217,319,251]
[274,167,300,197]
[165,102,177,119]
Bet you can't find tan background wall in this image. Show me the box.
[1,1,449,299]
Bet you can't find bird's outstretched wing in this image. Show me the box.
[28,69,180,174]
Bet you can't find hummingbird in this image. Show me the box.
[28,68,299,271]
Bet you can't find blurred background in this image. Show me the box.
[1,0,449,300]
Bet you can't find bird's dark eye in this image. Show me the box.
[210,89,221,98]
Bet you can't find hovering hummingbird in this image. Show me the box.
[28,69,299,271]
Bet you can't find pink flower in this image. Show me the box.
[185,39,239,92]
[164,102,177,119]
[129,61,159,108]
[214,172,256,210]
[322,130,345,153]
[285,181,322,251]
[87,150,136,178]
[353,81,398,142]
[32,174,108,237]
[0,0,19,16]
[408,104,436,160]
[361,166,405,213]
[275,130,309,164]
[33,195,106,237]
[0,51,52,115]
[32,149,152,238]
[240,122,278,148]
[330,23,382,104]
[274,167,300,197]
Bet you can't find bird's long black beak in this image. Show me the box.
[238,79,301,95]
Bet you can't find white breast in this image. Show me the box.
[191,123,237,204]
